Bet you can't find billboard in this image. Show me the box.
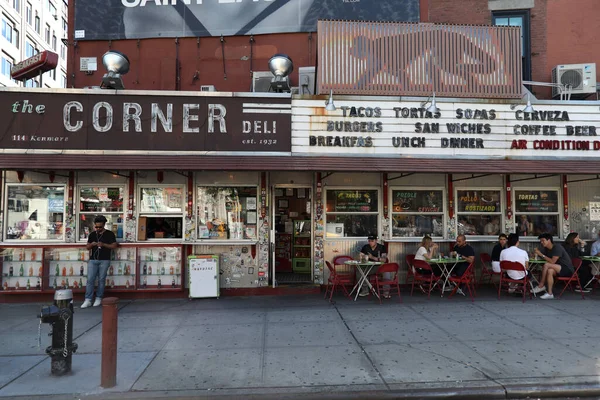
[74,0,420,40]
[0,90,291,153]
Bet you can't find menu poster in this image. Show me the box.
[328,190,378,212]
[590,202,600,221]
[392,190,443,213]
[514,190,559,213]
[457,190,501,213]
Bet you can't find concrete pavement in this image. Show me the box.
[1,288,600,399]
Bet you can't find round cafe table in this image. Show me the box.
[344,260,382,301]
[581,256,600,288]
[427,257,463,296]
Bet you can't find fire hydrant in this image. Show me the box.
[39,289,78,375]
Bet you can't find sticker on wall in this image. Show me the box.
[242,247,248,253]
[248,267,254,274]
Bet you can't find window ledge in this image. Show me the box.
[193,240,258,245]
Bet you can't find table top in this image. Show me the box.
[427,258,462,264]
[344,260,382,266]
[528,259,546,264]
[582,256,600,262]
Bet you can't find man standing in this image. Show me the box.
[453,235,475,277]
[81,216,118,308]
[491,233,507,273]
[499,233,535,292]
[358,235,387,297]
[532,233,574,300]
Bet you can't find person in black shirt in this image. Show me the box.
[81,215,118,308]
[491,233,507,273]
[453,235,475,277]
[358,235,387,297]
[532,233,574,300]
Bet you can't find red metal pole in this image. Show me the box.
[101,297,119,388]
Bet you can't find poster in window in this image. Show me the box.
[514,190,558,213]
[247,211,257,224]
[392,190,443,213]
[245,226,256,238]
[297,188,306,199]
[246,197,257,210]
[590,202,600,221]
[327,190,378,213]
[168,192,182,209]
[456,190,500,213]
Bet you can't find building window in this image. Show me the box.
[12,0,20,13]
[52,33,56,51]
[61,73,66,87]
[5,185,66,241]
[456,189,502,236]
[391,189,444,238]
[26,2,32,25]
[25,40,36,57]
[1,54,13,78]
[78,186,125,242]
[60,44,65,59]
[2,18,15,46]
[325,189,379,238]
[493,10,531,81]
[138,186,184,239]
[24,79,38,87]
[62,17,67,35]
[197,187,258,240]
[45,23,50,43]
[48,1,56,18]
[34,15,40,34]
[51,68,56,80]
[514,189,559,237]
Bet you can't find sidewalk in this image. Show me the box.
[2,288,600,399]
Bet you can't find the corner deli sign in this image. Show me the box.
[292,98,600,159]
[11,51,59,81]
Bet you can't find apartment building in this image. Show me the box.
[1,0,67,87]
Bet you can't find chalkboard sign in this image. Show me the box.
[392,190,443,213]
[514,190,558,213]
[327,190,378,213]
[457,190,501,213]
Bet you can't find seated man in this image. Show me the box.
[532,233,574,299]
[452,235,475,277]
[358,235,388,297]
[499,233,536,293]
[491,233,507,273]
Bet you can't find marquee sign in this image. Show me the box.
[292,98,600,159]
[10,51,59,81]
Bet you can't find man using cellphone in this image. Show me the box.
[81,215,118,308]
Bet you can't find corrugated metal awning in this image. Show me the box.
[0,154,594,174]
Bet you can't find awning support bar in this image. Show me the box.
[567,175,600,184]
[451,174,493,183]
[388,173,415,182]
[510,174,557,183]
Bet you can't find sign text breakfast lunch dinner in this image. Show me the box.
[308,104,599,152]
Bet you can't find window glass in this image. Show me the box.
[326,189,379,238]
[139,187,183,213]
[393,215,444,238]
[514,190,559,237]
[391,189,444,238]
[78,186,124,241]
[456,189,502,236]
[145,216,182,239]
[6,185,65,240]
[197,187,258,240]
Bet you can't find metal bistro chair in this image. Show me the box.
[478,252,500,288]
[324,261,353,302]
[411,259,441,299]
[448,262,476,302]
[333,255,356,286]
[558,258,585,299]
[405,254,416,284]
[372,263,402,304]
[499,261,533,303]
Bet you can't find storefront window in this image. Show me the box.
[5,185,65,240]
[514,189,559,237]
[391,189,444,237]
[456,189,502,236]
[197,187,258,240]
[325,190,379,238]
[78,186,124,241]
[139,186,183,213]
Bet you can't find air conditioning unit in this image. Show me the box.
[298,66,315,95]
[252,71,274,92]
[200,85,216,92]
[552,63,596,99]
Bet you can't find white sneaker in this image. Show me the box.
[540,293,554,300]
[532,285,546,294]
[93,298,102,307]
[81,299,92,309]
[508,288,516,294]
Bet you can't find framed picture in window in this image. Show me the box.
[246,197,257,210]
[247,211,257,224]
[278,199,289,208]
[274,189,284,197]
[297,188,306,199]
[285,188,294,197]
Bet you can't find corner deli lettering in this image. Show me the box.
[311,105,599,151]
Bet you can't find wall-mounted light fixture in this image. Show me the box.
[420,92,439,114]
[325,90,336,111]
[510,92,535,113]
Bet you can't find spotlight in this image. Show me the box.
[268,54,293,92]
[100,50,130,90]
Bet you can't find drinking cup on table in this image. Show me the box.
[439,253,444,259]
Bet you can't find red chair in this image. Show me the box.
[478,253,500,288]
[405,254,416,284]
[558,258,585,299]
[333,255,356,286]
[448,262,476,302]
[372,263,402,304]
[411,259,441,299]
[499,261,532,303]
[324,261,353,302]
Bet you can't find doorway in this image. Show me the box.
[272,186,312,286]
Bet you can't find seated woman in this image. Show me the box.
[564,232,592,292]
[414,236,441,275]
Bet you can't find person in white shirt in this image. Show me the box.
[590,231,600,256]
[499,233,532,284]
[414,235,441,276]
